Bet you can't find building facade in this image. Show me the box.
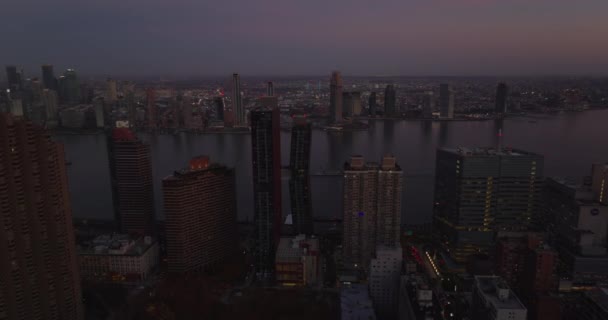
[251,106,282,279]
[369,245,402,319]
[384,85,396,116]
[289,115,313,235]
[162,157,237,273]
[439,83,454,118]
[330,71,343,123]
[495,83,509,114]
[472,276,527,320]
[107,128,155,235]
[233,73,244,126]
[433,147,544,263]
[343,156,403,271]
[0,113,83,320]
[275,235,319,287]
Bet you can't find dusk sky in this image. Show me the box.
[2,0,608,77]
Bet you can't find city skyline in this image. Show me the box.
[2,0,608,77]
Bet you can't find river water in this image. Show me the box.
[55,110,608,225]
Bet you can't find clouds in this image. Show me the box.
[1,0,607,76]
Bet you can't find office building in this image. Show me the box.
[146,88,156,130]
[592,163,608,204]
[472,276,527,320]
[439,83,454,118]
[233,73,244,126]
[214,96,225,121]
[289,115,313,235]
[59,69,80,105]
[42,89,58,124]
[251,105,282,279]
[107,128,155,235]
[343,91,362,117]
[267,81,274,96]
[78,234,159,283]
[5,65,21,91]
[369,92,377,116]
[106,78,118,104]
[496,83,509,114]
[41,64,57,90]
[433,147,544,263]
[343,156,403,271]
[544,177,608,286]
[162,156,237,273]
[275,235,320,287]
[369,245,402,319]
[0,113,83,320]
[330,71,343,123]
[384,84,396,116]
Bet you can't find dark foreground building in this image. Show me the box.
[0,113,83,319]
[289,115,313,235]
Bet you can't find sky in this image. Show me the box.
[2,0,608,77]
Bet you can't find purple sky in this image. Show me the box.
[2,0,608,76]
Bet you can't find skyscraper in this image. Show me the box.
[591,163,608,204]
[233,73,244,126]
[343,156,403,271]
[267,81,274,96]
[369,92,377,116]
[423,91,434,118]
[163,156,237,273]
[342,91,362,117]
[59,69,80,105]
[146,88,157,130]
[0,113,83,320]
[329,71,343,123]
[289,115,313,235]
[214,96,225,121]
[41,64,57,91]
[384,85,396,116]
[107,128,155,235]
[433,147,544,263]
[439,83,454,118]
[42,88,58,124]
[251,103,282,279]
[5,65,21,92]
[495,82,509,114]
[106,78,118,104]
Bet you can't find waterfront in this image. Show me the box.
[55,110,608,225]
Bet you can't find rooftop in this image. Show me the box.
[475,276,526,311]
[341,284,376,320]
[276,235,319,260]
[78,234,155,256]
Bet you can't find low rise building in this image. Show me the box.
[78,234,159,283]
[472,276,527,320]
[275,235,320,287]
[341,283,377,320]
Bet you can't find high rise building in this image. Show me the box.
[0,113,83,320]
[214,96,225,121]
[106,78,118,104]
[267,81,274,96]
[433,147,544,263]
[384,84,396,116]
[591,163,608,204]
[520,245,558,297]
[233,73,244,126]
[472,276,527,320]
[41,64,57,91]
[329,71,343,123]
[289,115,313,235]
[439,83,454,118]
[369,92,377,116]
[146,88,157,130]
[163,156,237,273]
[180,94,193,129]
[544,177,608,286]
[59,69,80,105]
[343,156,403,271]
[5,65,21,92]
[495,83,509,114]
[251,104,282,279]
[342,91,362,117]
[369,245,402,319]
[495,233,543,288]
[107,128,155,235]
[42,89,58,124]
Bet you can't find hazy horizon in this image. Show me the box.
[2,0,608,77]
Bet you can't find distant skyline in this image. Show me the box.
[2,0,608,77]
